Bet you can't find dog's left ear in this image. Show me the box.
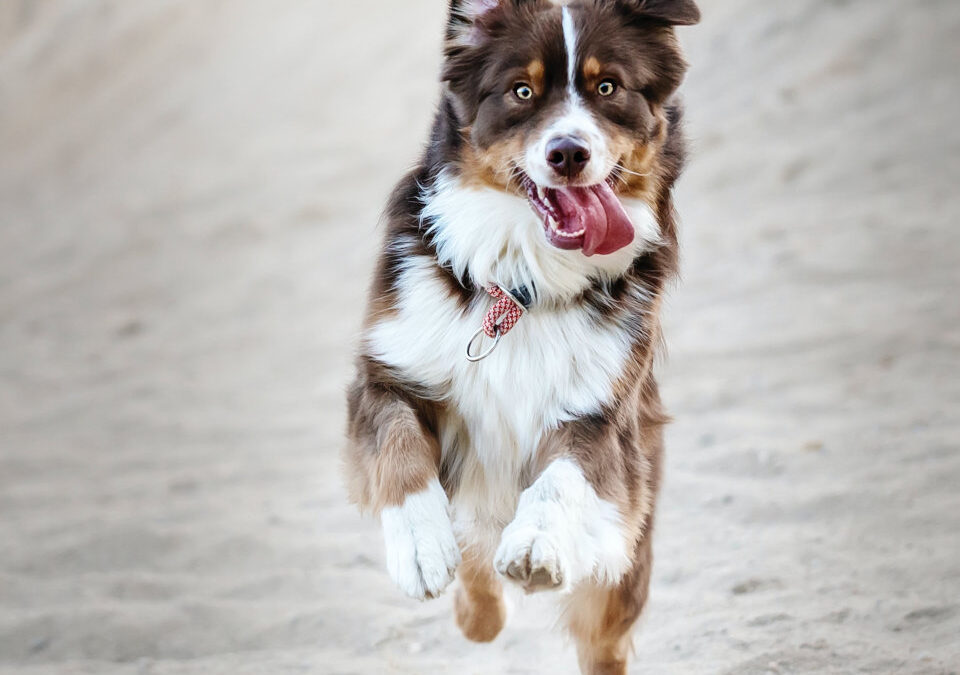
[620,0,701,26]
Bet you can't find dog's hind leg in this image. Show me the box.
[566,535,653,675]
[453,547,507,643]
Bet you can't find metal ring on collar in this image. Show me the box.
[466,326,502,362]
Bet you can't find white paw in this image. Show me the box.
[494,459,633,593]
[495,524,566,593]
[381,479,461,600]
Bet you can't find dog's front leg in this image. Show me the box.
[345,379,460,600]
[381,473,460,601]
[494,456,633,594]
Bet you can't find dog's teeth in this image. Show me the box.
[547,217,585,239]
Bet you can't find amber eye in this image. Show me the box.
[513,83,534,101]
[598,80,617,96]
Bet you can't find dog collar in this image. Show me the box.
[465,285,531,362]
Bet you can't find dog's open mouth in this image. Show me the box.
[522,175,635,256]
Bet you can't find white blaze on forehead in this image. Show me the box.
[562,6,578,97]
[520,5,612,187]
[519,4,619,187]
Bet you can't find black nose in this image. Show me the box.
[546,136,591,179]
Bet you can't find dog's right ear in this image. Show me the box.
[446,0,515,47]
[443,0,517,120]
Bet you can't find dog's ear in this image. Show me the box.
[446,0,531,47]
[449,0,501,21]
[447,0,499,44]
[620,0,701,26]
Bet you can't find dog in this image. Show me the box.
[344,1,699,672]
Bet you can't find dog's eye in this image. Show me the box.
[598,80,617,97]
[513,83,534,101]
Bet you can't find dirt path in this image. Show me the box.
[1,1,958,673]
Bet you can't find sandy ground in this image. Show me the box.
[1,1,959,673]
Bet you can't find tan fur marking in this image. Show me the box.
[614,109,670,207]
[569,536,655,675]
[454,548,507,643]
[458,135,526,193]
[590,114,666,209]
[583,56,603,80]
[527,59,546,93]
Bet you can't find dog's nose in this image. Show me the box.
[546,136,591,179]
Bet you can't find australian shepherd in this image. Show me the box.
[344,1,699,672]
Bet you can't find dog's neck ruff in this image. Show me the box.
[420,170,661,306]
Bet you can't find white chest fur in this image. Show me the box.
[365,176,660,543]
[422,171,661,301]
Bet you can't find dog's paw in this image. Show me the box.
[494,525,565,593]
[381,480,461,600]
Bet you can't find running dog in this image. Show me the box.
[344,1,699,672]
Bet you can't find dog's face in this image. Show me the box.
[443,0,698,256]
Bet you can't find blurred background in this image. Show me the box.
[1,1,958,673]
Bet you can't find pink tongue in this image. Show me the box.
[553,184,635,256]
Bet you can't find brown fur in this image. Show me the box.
[344,1,697,671]
[345,365,444,512]
[454,548,508,643]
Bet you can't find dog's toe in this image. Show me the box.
[527,564,561,589]
[495,529,565,593]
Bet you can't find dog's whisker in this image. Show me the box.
[612,163,652,179]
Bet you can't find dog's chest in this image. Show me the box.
[366,258,632,495]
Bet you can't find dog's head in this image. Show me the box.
[442,0,698,257]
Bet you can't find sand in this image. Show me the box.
[1,1,958,673]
